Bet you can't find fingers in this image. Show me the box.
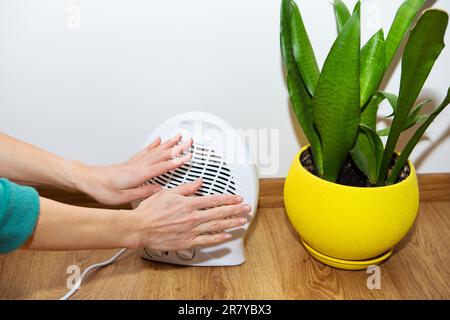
[192,217,247,234]
[190,233,233,247]
[122,184,162,202]
[146,153,192,179]
[130,137,161,160]
[169,178,203,196]
[158,133,182,150]
[146,137,161,150]
[135,135,192,166]
[167,138,193,158]
[192,203,251,224]
[189,194,243,210]
[153,138,193,163]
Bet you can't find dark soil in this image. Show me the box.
[300,147,410,187]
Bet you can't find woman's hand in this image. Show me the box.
[26,179,251,251]
[74,134,193,205]
[131,179,252,250]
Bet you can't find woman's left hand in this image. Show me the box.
[74,134,192,205]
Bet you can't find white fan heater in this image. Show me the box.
[132,112,259,266]
[59,112,259,299]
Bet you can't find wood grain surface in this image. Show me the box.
[0,177,449,300]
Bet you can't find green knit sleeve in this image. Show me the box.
[0,178,40,253]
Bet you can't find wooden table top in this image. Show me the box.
[0,201,449,299]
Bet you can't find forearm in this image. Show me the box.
[0,132,84,190]
[24,197,139,251]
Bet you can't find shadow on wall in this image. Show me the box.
[413,124,450,169]
[282,0,449,169]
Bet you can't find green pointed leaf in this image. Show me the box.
[377,99,431,136]
[361,93,384,129]
[377,127,390,137]
[351,132,375,184]
[350,93,384,180]
[411,114,428,125]
[351,124,384,184]
[313,7,361,182]
[378,9,448,185]
[352,1,361,14]
[404,99,431,128]
[385,0,426,69]
[360,29,386,106]
[290,0,320,96]
[378,91,398,117]
[333,0,350,33]
[281,0,323,175]
[387,87,450,184]
[362,124,384,184]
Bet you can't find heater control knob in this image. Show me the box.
[146,249,164,257]
[176,248,196,261]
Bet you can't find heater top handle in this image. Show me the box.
[150,112,237,145]
[142,112,252,167]
[174,112,233,133]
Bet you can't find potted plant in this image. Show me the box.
[281,0,450,270]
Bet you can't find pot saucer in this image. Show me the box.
[301,239,393,270]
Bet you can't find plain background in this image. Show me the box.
[0,0,449,177]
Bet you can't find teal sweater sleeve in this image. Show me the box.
[0,178,40,253]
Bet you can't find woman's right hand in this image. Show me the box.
[130,179,251,251]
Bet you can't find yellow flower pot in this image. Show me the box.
[284,145,419,270]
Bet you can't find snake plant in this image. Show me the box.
[281,0,450,185]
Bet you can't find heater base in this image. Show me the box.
[301,239,393,270]
[139,236,248,267]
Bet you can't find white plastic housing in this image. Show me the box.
[132,112,259,266]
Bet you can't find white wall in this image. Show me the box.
[0,0,449,177]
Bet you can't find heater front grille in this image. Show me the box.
[149,143,236,196]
